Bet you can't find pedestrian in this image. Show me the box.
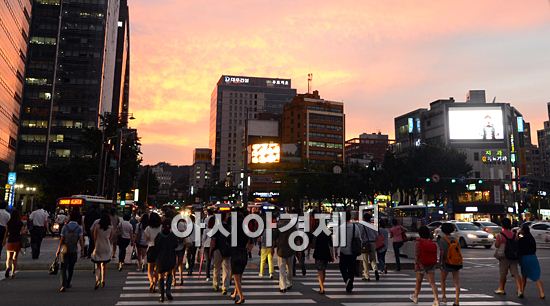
[117,213,133,271]
[174,219,185,286]
[29,204,49,259]
[144,212,162,292]
[389,219,406,271]
[133,213,148,272]
[210,212,232,295]
[376,219,389,275]
[0,200,10,260]
[184,214,197,276]
[258,215,274,279]
[91,210,114,289]
[230,210,253,304]
[438,223,463,306]
[313,218,334,294]
[201,210,215,282]
[4,209,26,278]
[84,206,99,258]
[55,209,68,234]
[410,226,439,306]
[155,218,178,302]
[110,208,120,259]
[518,223,545,299]
[275,216,296,293]
[360,213,379,281]
[56,209,85,292]
[338,210,362,293]
[494,218,522,297]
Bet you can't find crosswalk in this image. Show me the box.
[116,269,522,306]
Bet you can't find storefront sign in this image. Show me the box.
[465,206,478,212]
[7,172,16,185]
[482,150,508,164]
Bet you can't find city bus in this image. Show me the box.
[389,205,445,232]
[56,195,134,212]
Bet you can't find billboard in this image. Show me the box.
[448,107,504,140]
[250,143,280,164]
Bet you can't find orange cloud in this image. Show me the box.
[129,0,550,164]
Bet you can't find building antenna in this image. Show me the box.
[307,73,313,94]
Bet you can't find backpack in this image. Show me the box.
[417,238,438,267]
[375,233,385,250]
[503,233,519,260]
[63,225,80,254]
[351,224,362,257]
[443,236,463,268]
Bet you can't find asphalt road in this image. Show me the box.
[1,247,548,306]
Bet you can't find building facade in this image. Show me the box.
[394,90,529,222]
[345,132,390,166]
[537,103,550,178]
[189,148,212,196]
[209,75,296,185]
[0,0,32,185]
[281,90,345,165]
[17,0,128,171]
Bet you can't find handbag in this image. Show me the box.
[131,247,138,260]
[49,257,59,275]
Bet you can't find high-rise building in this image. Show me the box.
[345,132,390,166]
[189,148,212,195]
[282,90,345,165]
[394,90,529,221]
[16,0,128,171]
[0,0,32,184]
[537,103,550,178]
[209,75,296,184]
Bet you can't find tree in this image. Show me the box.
[137,167,160,205]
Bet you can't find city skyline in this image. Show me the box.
[129,0,550,165]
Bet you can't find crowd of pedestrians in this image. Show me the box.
[0,199,547,305]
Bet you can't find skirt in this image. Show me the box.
[6,242,21,252]
[231,248,248,275]
[315,259,329,271]
[146,246,157,263]
[520,254,541,281]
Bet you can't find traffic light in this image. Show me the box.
[425,178,431,183]
[478,179,483,184]
[451,179,456,183]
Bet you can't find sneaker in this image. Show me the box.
[409,294,418,304]
[269,274,273,280]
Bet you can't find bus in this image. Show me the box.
[389,205,445,232]
[56,195,135,212]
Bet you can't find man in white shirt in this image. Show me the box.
[0,200,11,258]
[29,204,50,259]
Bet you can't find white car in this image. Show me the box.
[530,222,550,247]
[435,222,495,249]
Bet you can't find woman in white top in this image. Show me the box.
[91,211,114,289]
[117,214,134,271]
[144,212,162,292]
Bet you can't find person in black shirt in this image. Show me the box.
[155,219,178,302]
[230,209,253,304]
[313,215,334,295]
[518,224,545,300]
[4,209,26,279]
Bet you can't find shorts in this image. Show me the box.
[415,264,435,273]
[6,242,21,252]
[146,246,157,263]
[315,259,329,271]
[175,250,185,258]
[499,258,519,279]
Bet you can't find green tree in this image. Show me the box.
[137,167,160,205]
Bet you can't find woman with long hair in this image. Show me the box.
[312,214,334,294]
[91,210,114,289]
[4,209,26,279]
[144,212,162,292]
[518,224,545,299]
[133,213,149,272]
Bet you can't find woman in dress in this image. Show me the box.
[144,212,162,292]
[518,223,545,299]
[4,209,26,279]
[230,210,253,304]
[313,216,334,294]
[91,210,114,289]
[155,218,178,302]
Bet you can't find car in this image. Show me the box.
[473,221,502,235]
[427,221,444,238]
[530,222,550,247]
[435,221,495,249]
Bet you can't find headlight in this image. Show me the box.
[467,234,477,239]
[53,224,59,230]
[488,234,494,239]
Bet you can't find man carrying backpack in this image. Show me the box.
[338,211,363,293]
[438,223,463,306]
[494,218,522,297]
[410,226,439,306]
[55,210,85,292]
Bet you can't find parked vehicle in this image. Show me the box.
[434,221,495,249]
[530,222,550,247]
[472,221,502,235]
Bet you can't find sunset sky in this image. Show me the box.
[129,0,550,165]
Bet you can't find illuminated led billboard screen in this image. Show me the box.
[448,107,504,141]
[251,143,281,164]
